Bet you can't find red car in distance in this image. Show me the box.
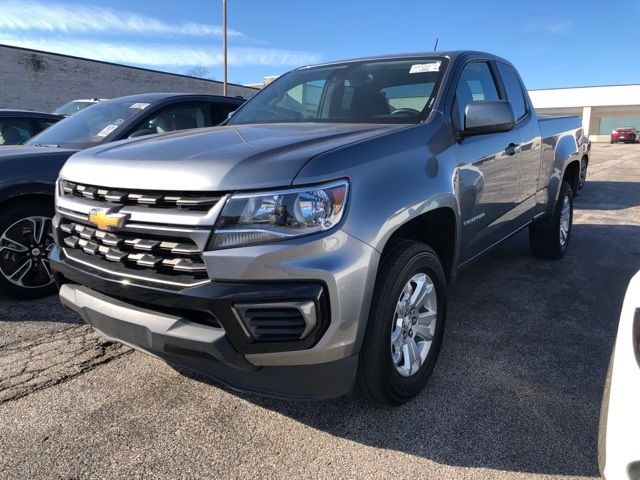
[611,127,639,144]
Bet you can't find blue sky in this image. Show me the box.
[0,0,638,89]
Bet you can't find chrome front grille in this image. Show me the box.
[59,220,208,280]
[55,180,228,287]
[60,180,221,212]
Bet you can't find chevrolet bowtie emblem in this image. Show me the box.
[87,208,129,231]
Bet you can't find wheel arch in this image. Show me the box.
[0,182,55,210]
[378,205,458,284]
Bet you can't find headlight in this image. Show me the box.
[208,180,349,249]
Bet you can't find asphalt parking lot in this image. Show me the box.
[1,143,639,480]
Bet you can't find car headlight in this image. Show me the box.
[208,180,349,249]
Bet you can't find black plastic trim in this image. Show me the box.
[50,246,330,354]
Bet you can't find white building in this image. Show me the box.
[529,84,640,142]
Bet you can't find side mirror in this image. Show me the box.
[128,128,156,139]
[461,100,516,137]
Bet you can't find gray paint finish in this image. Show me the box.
[53,51,586,390]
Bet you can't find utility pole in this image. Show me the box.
[222,0,228,96]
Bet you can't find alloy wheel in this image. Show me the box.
[0,216,55,289]
[390,272,438,377]
[559,195,571,247]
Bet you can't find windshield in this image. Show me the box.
[228,57,447,125]
[28,99,150,148]
[54,101,96,116]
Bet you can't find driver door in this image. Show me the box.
[453,61,521,263]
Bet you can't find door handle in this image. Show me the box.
[505,143,518,156]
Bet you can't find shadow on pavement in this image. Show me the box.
[182,222,640,477]
[0,292,81,325]
[576,181,640,210]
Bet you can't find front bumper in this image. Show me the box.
[50,228,379,400]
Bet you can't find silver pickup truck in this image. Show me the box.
[50,51,588,404]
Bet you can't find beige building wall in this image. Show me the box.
[0,44,258,112]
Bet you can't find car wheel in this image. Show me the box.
[357,240,446,405]
[0,201,57,299]
[529,181,573,259]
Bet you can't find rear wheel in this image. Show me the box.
[357,241,447,405]
[578,157,588,191]
[529,181,573,259]
[0,201,56,299]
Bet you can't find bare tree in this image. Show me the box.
[186,65,210,79]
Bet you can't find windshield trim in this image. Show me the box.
[228,56,449,127]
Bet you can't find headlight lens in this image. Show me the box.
[209,180,349,249]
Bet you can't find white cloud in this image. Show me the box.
[524,20,572,35]
[0,35,322,68]
[0,0,242,37]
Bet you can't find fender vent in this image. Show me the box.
[234,301,316,342]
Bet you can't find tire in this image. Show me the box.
[529,181,573,259]
[357,240,447,405]
[0,200,57,299]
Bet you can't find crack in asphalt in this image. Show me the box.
[0,325,132,404]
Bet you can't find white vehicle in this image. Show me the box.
[599,270,640,480]
[53,98,107,117]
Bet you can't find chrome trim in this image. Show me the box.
[61,248,210,288]
[56,192,230,227]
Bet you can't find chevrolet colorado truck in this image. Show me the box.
[0,93,243,299]
[51,51,586,404]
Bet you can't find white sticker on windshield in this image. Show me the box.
[409,62,441,74]
[96,124,118,137]
[130,102,150,109]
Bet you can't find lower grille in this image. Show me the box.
[58,219,208,285]
[233,301,317,342]
[244,308,307,340]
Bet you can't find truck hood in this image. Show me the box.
[60,123,404,191]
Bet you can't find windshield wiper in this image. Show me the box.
[32,144,60,148]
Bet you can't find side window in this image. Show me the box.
[211,102,240,125]
[0,118,32,145]
[497,63,527,121]
[452,62,500,130]
[275,79,326,119]
[137,103,209,134]
[34,119,59,134]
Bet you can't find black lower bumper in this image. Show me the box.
[51,247,357,400]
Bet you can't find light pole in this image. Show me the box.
[222,0,228,96]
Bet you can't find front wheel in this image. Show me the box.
[0,201,57,299]
[357,241,447,405]
[529,181,573,259]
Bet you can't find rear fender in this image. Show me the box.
[544,133,580,218]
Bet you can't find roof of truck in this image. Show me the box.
[298,50,509,69]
